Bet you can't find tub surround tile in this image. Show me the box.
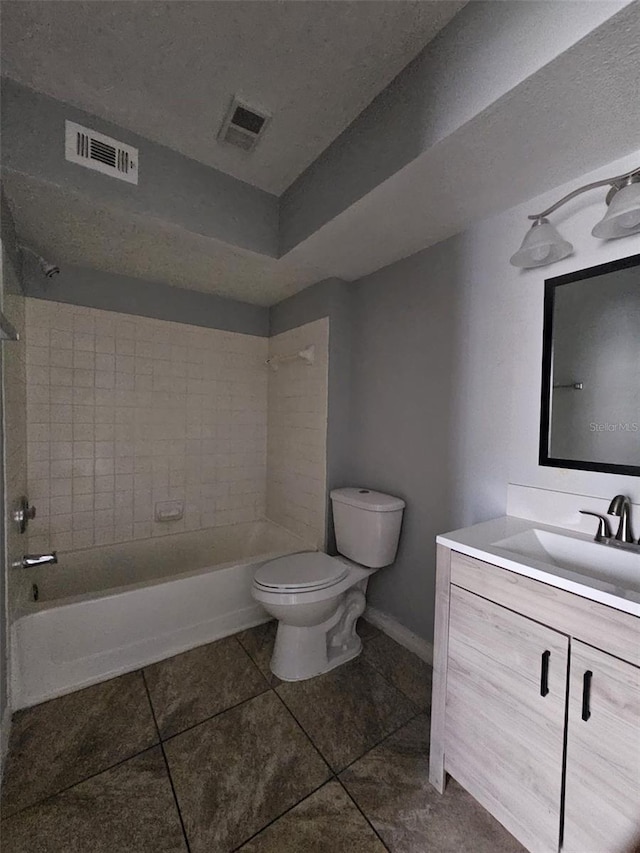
[143,636,268,739]
[361,633,433,710]
[238,780,387,852]
[275,658,417,772]
[236,620,282,687]
[1,748,187,853]
[164,690,331,853]
[340,714,525,853]
[1,671,158,818]
[26,299,269,550]
[266,319,329,548]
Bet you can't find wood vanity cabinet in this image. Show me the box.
[563,641,640,853]
[430,545,640,853]
[446,585,568,853]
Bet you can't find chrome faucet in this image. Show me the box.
[579,511,612,542]
[20,552,57,569]
[580,496,640,552]
[608,495,635,544]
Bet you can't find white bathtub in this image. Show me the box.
[11,520,312,709]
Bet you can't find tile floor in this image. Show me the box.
[1,620,525,852]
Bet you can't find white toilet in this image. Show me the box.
[252,487,405,681]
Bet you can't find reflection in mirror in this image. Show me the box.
[540,254,640,475]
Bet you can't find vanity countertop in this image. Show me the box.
[437,515,640,618]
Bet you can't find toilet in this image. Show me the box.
[252,487,405,681]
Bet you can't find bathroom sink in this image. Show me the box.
[492,528,640,595]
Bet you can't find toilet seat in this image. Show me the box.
[254,552,348,593]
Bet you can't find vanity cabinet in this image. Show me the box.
[430,545,640,853]
[563,642,640,853]
[447,586,568,853]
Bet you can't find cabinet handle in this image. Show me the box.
[581,670,593,721]
[540,650,551,697]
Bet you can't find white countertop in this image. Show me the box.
[437,516,640,618]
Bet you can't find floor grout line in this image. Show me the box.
[270,688,334,775]
[141,670,192,853]
[261,631,427,777]
[159,686,270,745]
[234,627,280,689]
[0,742,160,823]
[337,778,392,853]
[2,622,430,849]
[335,707,423,777]
[230,632,275,689]
[359,635,433,710]
[358,655,423,712]
[229,776,337,852]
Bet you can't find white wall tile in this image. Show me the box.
[266,318,329,548]
[26,299,269,548]
[26,300,330,555]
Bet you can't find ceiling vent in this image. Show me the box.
[65,120,138,184]
[218,97,271,153]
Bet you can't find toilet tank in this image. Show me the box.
[330,488,405,569]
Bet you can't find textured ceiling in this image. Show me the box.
[6,4,638,306]
[283,2,640,281]
[3,173,322,306]
[0,0,464,194]
[3,1,635,307]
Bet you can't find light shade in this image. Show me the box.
[510,218,573,269]
[591,180,640,239]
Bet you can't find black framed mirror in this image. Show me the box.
[539,253,640,476]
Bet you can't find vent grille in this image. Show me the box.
[65,121,138,184]
[90,138,116,167]
[218,97,270,153]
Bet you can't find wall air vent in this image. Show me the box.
[65,120,138,184]
[218,97,271,153]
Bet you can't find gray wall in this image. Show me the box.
[347,232,512,641]
[279,1,623,254]
[269,248,512,645]
[269,278,352,550]
[22,257,269,336]
[2,79,278,257]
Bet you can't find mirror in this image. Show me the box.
[540,253,640,476]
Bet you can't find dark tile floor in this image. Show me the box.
[1,619,525,853]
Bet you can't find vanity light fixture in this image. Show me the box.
[510,167,640,268]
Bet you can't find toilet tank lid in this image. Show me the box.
[330,488,405,512]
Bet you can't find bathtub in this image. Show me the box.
[11,520,312,709]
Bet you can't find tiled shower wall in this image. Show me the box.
[25,299,268,552]
[1,242,27,742]
[266,318,329,548]
[3,287,27,585]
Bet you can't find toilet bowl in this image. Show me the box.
[252,488,405,681]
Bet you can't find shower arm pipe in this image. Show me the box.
[265,345,315,370]
[265,353,300,367]
[527,167,640,222]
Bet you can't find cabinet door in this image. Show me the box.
[563,641,640,853]
[445,585,568,853]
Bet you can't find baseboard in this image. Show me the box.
[0,704,12,783]
[364,606,433,665]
